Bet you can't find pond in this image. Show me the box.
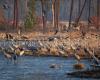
[0,54,99,80]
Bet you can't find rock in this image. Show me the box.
[67,68,100,78]
[50,64,61,69]
[73,63,85,70]
[48,37,57,41]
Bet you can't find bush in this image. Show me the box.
[24,12,36,30]
[24,0,36,30]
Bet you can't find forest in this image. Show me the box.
[0,0,100,33]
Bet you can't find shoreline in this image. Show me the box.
[0,31,100,58]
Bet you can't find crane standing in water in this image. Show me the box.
[0,47,17,63]
[73,48,85,70]
[3,50,12,60]
[0,45,25,64]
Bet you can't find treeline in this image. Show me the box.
[0,0,100,33]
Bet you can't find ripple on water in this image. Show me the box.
[0,56,99,80]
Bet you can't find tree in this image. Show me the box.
[0,7,5,23]
[52,0,60,32]
[55,0,60,31]
[40,0,46,33]
[24,0,36,30]
[52,0,55,28]
[96,0,100,30]
[0,6,5,30]
[40,0,51,33]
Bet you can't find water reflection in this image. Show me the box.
[0,55,99,80]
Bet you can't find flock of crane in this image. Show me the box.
[0,32,99,70]
[0,44,25,64]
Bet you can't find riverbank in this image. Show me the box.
[0,31,100,58]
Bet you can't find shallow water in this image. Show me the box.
[0,54,99,80]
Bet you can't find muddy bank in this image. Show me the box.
[0,31,100,58]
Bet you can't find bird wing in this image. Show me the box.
[20,51,24,56]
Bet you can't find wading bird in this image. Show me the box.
[73,50,85,70]
[0,47,18,64]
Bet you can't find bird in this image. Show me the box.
[12,44,25,56]
[0,46,18,64]
[5,33,14,40]
[0,47,10,58]
[74,53,81,62]
[54,30,58,35]
[73,53,85,70]
[3,49,12,60]
[18,47,25,56]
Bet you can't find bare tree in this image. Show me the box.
[13,0,20,34]
[40,0,47,33]
[0,7,5,23]
[52,0,60,32]
[52,0,55,28]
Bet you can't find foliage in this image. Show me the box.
[24,0,36,29]
[24,12,36,29]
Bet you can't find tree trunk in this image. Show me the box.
[52,0,60,32]
[97,0,100,30]
[74,0,87,27]
[25,0,28,15]
[13,0,19,34]
[88,0,91,30]
[0,7,5,23]
[55,0,60,31]
[68,0,74,30]
[41,0,46,33]
[52,0,55,28]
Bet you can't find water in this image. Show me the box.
[0,54,99,80]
